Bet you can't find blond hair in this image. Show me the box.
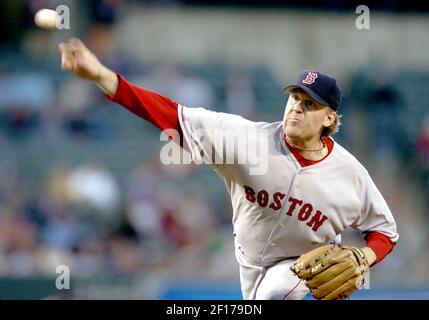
[321,113,342,137]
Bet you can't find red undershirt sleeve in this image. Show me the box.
[365,231,396,265]
[105,73,182,144]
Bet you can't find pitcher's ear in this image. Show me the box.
[324,110,336,127]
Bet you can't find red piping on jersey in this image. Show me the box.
[284,135,334,167]
[365,231,396,264]
[283,279,303,300]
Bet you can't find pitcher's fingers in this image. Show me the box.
[73,50,85,70]
[69,38,86,49]
[61,53,73,70]
[63,54,75,70]
[59,43,78,62]
[71,51,79,72]
[60,47,74,69]
[60,49,72,70]
[58,43,70,55]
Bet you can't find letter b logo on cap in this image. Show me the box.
[302,72,318,85]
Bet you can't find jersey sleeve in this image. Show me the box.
[352,170,399,243]
[106,74,182,144]
[178,105,257,170]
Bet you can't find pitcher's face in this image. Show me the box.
[283,89,335,141]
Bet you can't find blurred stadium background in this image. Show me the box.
[0,0,429,299]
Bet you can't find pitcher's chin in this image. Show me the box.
[284,125,301,139]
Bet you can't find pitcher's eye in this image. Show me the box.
[305,100,315,108]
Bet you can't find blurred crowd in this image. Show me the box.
[0,0,429,291]
[0,152,236,278]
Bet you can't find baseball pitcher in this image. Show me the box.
[59,38,398,300]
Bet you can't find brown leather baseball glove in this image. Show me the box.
[290,244,370,300]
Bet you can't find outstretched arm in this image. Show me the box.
[58,38,181,137]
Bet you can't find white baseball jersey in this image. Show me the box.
[178,105,399,299]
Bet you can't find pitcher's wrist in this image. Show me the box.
[95,66,118,97]
[361,247,377,266]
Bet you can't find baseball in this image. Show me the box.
[34,9,59,30]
